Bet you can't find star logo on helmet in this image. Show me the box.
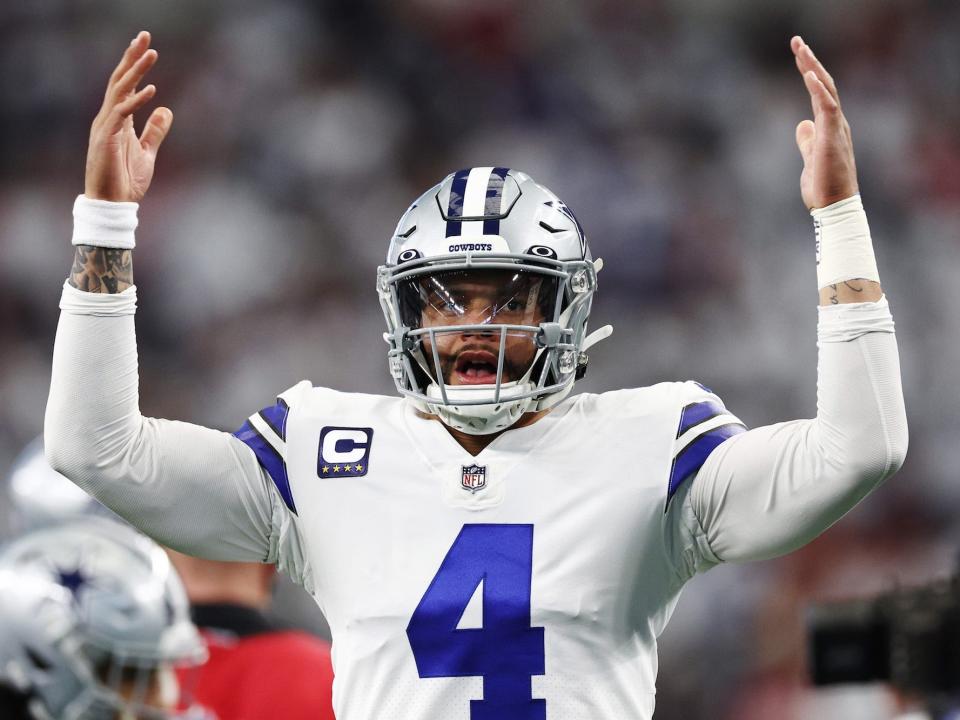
[55,567,90,602]
[544,200,586,257]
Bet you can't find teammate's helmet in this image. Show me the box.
[4,437,117,538]
[378,167,612,434]
[0,518,206,719]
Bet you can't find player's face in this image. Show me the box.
[415,270,552,386]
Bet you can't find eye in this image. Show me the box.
[504,299,522,311]
[430,295,461,314]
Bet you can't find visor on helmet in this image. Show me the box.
[398,268,560,331]
[397,269,561,388]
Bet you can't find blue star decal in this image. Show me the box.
[544,200,586,257]
[55,567,89,601]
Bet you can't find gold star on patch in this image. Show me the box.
[321,466,329,474]
[356,464,364,472]
[333,465,341,473]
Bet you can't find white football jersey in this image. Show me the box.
[234,380,745,720]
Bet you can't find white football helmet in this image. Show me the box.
[378,167,612,434]
[4,437,118,538]
[0,518,207,720]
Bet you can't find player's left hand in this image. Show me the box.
[792,36,858,210]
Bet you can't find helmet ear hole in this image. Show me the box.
[526,245,558,260]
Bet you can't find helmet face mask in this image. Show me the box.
[399,267,559,387]
[379,168,609,435]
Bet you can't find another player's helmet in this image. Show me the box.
[0,518,207,719]
[4,437,118,539]
[378,168,612,434]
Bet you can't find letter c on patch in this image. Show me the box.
[318,426,374,478]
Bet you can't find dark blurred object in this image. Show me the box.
[809,575,960,696]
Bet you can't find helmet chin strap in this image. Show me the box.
[416,320,614,435]
[426,384,534,435]
[424,360,541,435]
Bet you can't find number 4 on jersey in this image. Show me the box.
[407,524,546,720]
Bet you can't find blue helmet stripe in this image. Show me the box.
[483,166,510,235]
[445,169,471,238]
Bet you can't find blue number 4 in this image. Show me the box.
[407,524,546,720]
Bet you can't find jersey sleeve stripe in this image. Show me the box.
[675,412,743,453]
[258,402,289,442]
[676,399,727,438]
[249,411,285,456]
[667,423,746,502]
[234,421,298,515]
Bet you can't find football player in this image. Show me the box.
[0,518,208,719]
[45,31,907,719]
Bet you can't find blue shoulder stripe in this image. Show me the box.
[667,423,746,503]
[676,399,727,438]
[234,417,296,516]
[258,401,289,441]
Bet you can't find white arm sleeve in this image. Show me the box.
[687,296,908,563]
[44,281,302,566]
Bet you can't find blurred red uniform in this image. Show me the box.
[183,604,335,720]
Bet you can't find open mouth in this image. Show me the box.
[453,350,500,385]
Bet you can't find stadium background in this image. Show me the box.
[1,0,958,717]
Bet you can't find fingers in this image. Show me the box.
[791,35,840,106]
[102,84,157,134]
[139,107,174,156]
[107,31,151,87]
[95,32,162,135]
[109,47,158,105]
[802,69,840,123]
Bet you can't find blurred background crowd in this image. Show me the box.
[1,0,958,717]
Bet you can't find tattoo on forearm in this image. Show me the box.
[68,246,133,293]
[824,278,868,306]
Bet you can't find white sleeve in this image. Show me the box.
[44,281,295,564]
[686,296,908,563]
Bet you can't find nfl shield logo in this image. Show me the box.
[461,464,486,493]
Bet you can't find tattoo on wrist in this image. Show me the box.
[68,246,133,293]
[828,284,839,305]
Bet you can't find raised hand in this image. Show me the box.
[85,31,172,202]
[791,36,858,210]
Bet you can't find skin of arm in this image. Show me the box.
[679,38,907,565]
[790,35,883,306]
[69,30,171,295]
[47,33,292,564]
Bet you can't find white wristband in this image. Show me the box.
[71,195,139,249]
[812,194,879,289]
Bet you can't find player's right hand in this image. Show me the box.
[85,31,172,203]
